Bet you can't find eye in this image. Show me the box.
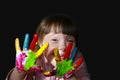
[67,39,75,43]
[51,39,58,42]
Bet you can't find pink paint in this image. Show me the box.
[16,52,27,71]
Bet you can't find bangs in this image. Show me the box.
[36,14,78,38]
[45,15,77,37]
[51,22,77,36]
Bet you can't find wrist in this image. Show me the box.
[9,67,27,80]
[15,67,27,74]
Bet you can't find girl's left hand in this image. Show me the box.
[44,43,83,79]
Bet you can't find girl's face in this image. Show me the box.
[39,32,76,67]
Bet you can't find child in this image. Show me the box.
[6,14,91,80]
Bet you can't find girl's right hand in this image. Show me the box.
[15,33,49,72]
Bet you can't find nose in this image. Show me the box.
[58,43,66,56]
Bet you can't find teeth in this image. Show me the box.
[59,51,64,56]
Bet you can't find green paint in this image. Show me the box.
[24,51,37,70]
[56,59,74,76]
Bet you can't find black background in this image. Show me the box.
[0,1,117,80]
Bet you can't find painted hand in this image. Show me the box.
[15,33,48,72]
[55,43,83,79]
[44,43,83,79]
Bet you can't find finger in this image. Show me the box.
[15,38,21,52]
[35,42,49,58]
[43,71,53,76]
[63,43,73,60]
[64,70,75,79]
[23,33,30,51]
[43,70,56,76]
[30,65,43,72]
[29,34,38,51]
[54,48,61,62]
[74,57,83,69]
[69,47,78,60]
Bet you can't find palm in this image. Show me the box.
[54,43,83,79]
[15,33,48,72]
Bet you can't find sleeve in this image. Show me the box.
[5,68,34,80]
[73,52,91,80]
[6,68,14,80]
[74,61,91,80]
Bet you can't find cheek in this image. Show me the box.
[72,44,76,49]
[45,44,57,58]
[45,45,56,64]
[69,43,76,53]
[42,39,58,57]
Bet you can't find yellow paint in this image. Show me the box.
[54,48,61,62]
[35,42,49,57]
[15,38,21,51]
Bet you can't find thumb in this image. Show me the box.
[35,42,49,58]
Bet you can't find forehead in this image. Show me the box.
[44,32,74,39]
[44,32,66,37]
